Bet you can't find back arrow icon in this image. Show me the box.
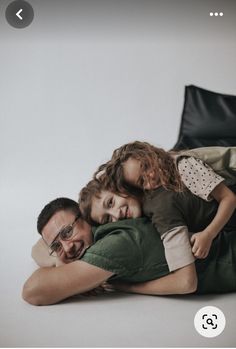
[16,9,23,20]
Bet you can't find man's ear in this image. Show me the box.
[31,238,56,267]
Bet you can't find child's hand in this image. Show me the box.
[55,258,65,267]
[80,286,106,297]
[79,283,115,297]
[103,281,132,293]
[190,231,213,259]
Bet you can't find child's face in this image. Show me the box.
[122,157,158,190]
[91,190,142,224]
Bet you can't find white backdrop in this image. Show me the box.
[1,0,236,347]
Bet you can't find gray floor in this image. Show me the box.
[1,257,236,347]
[0,204,235,347]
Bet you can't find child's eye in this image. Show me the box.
[107,198,113,208]
[137,176,144,187]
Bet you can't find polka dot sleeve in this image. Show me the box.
[177,156,224,201]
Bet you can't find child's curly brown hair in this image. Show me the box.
[94,141,184,194]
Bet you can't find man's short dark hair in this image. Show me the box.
[37,198,81,235]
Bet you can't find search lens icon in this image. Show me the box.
[206,318,214,326]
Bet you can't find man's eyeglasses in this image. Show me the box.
[47,215,80,257]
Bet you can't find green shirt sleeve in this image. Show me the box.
[81,226,142,278]
[81,218,170,283]
[144,190,187,236]
[143,190,195,271]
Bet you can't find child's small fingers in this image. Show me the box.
[192,243,198,254]
[101,282,116,292]
[201,250,208,259]
[194,247,202,258]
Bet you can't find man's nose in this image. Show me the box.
[60,239,74,253]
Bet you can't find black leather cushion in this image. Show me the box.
[173,85,236,150]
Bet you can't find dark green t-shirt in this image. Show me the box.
[81,217,236,293]
[81,217,169,283]
[143,187,219,236]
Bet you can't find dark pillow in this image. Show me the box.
[173,85,236,150]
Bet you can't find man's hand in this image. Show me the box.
[191,231,213,259]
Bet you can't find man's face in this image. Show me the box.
[42,210,93,263]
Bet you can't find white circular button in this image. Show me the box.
[194,306,226,338]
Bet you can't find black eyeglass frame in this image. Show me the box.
[43,215,80,257]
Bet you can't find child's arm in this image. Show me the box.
[31,238,57,267]
[144,190,196,272]
[191,183,236,258]
[107,263,197,295]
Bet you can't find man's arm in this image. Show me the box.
[22,261,114,305]
[109,263,197,295]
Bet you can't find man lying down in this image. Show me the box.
[22,198,236,306]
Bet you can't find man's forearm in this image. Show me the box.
[112,263,197,295]
[22,261,113,305]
